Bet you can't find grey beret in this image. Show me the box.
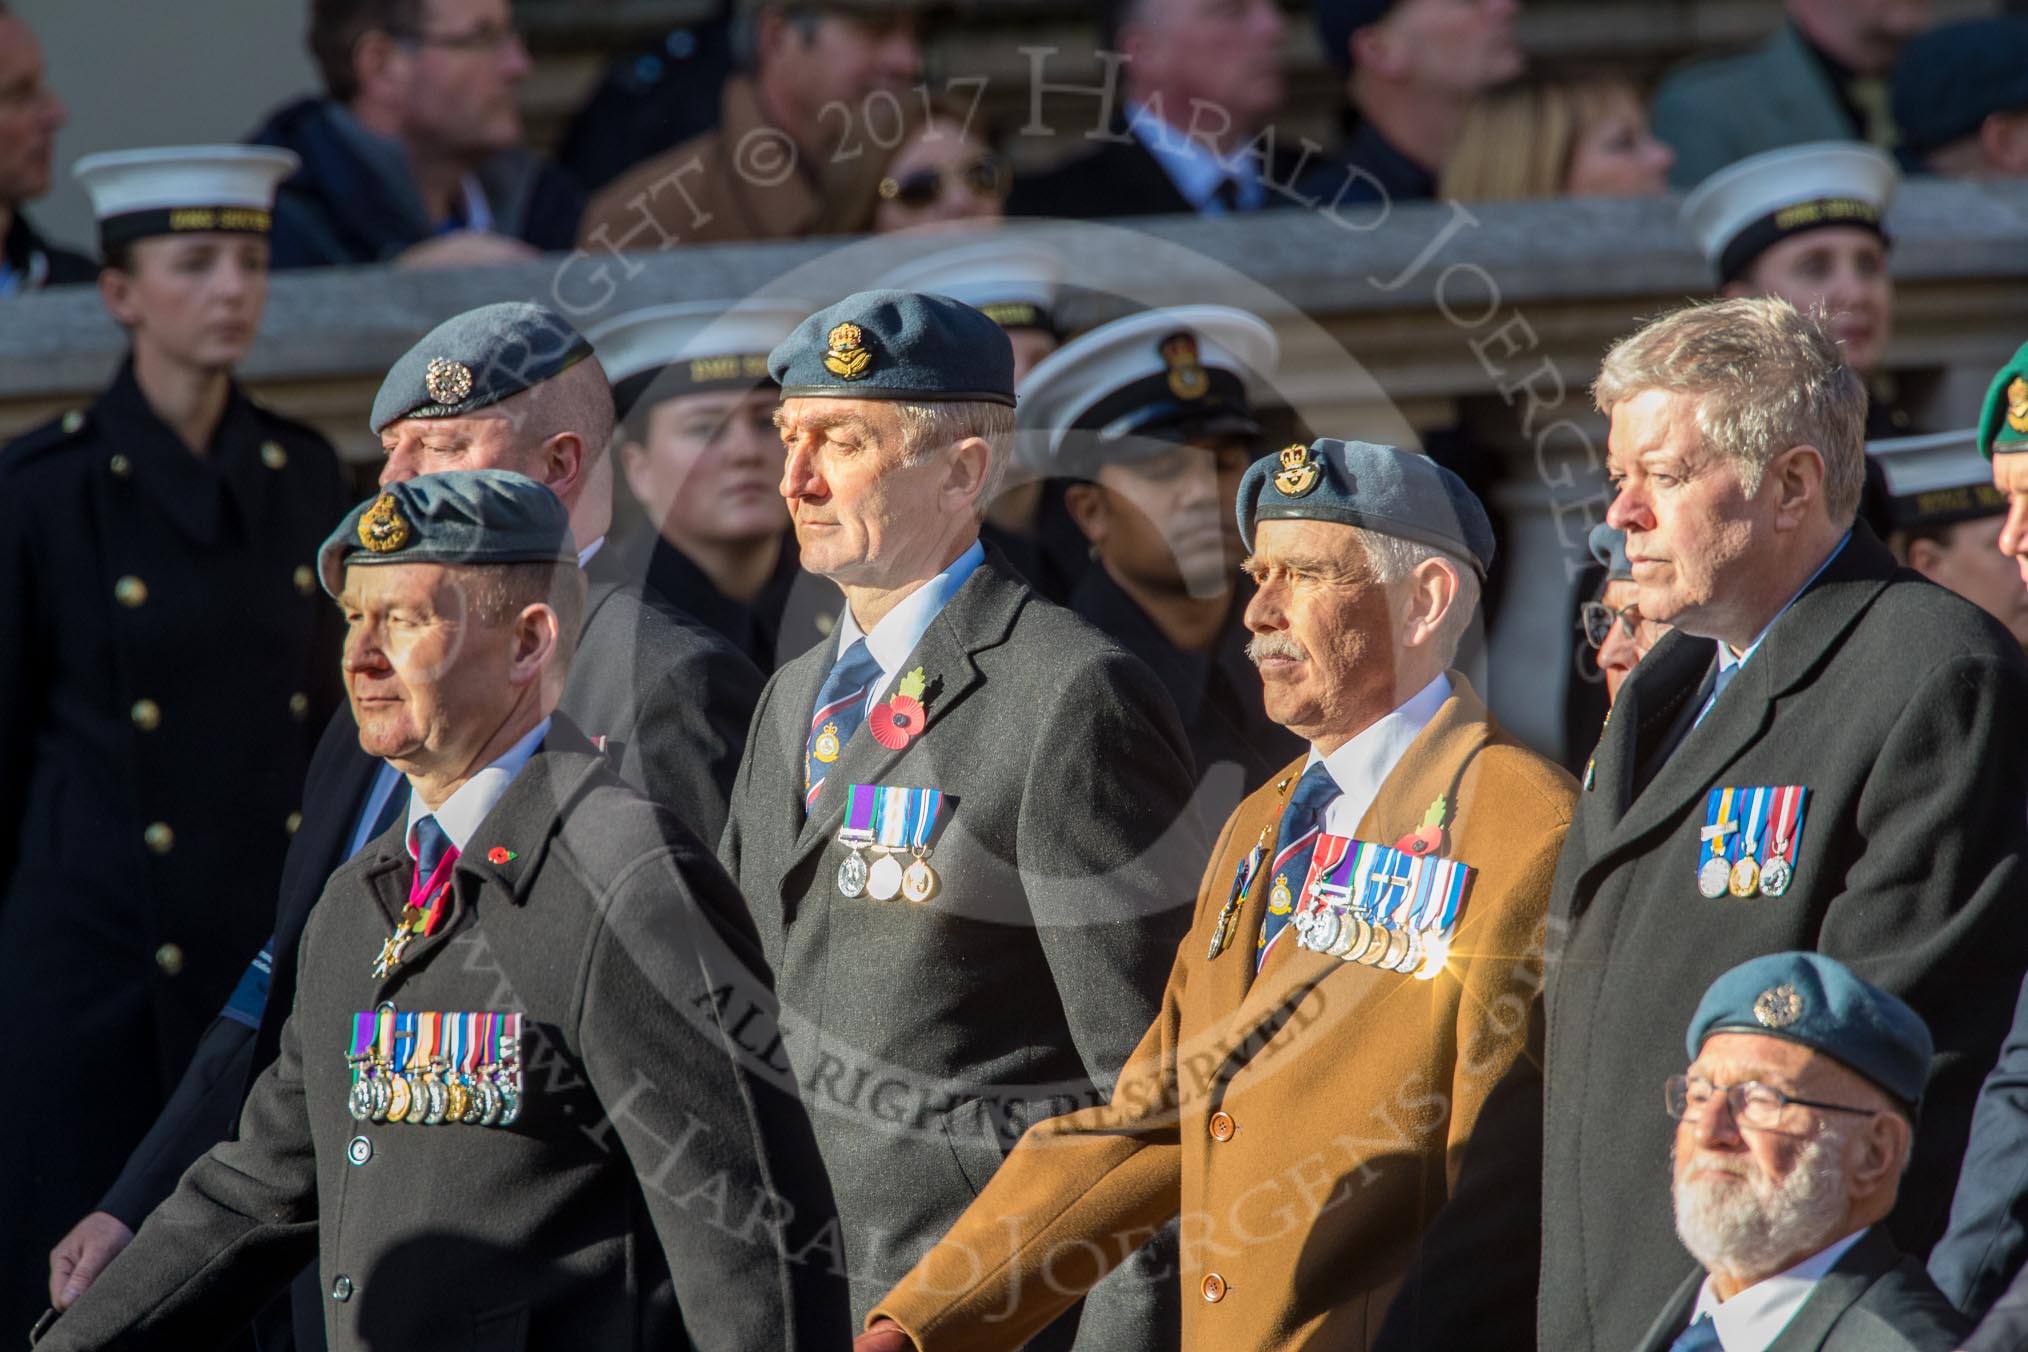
[769,289,1014,406]
[1236,438,1495,577]
[1894,18,2028,158]
[318,469,576,596]
[1588,523,1633,582]
[371,302,595,434]
[1688,951,1933,1109]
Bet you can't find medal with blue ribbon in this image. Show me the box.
[1698,787,1738,898]
[1729,786,1770,897]
[1291,834,1478,977]
[1759,785,1809,896]
[836,786,879,897]
[1208,825,1272,960]
[838,784,945,901]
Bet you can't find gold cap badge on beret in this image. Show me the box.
[2009,377,2028,438]
[1753,984,1804,1029]
[358,494,412,554]
[425,357,475,407]
[823,323,872,380]
[1273,442,1320,498]
[1160,331,1209,400]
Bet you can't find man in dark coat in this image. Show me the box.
[0,7,94,294]
[721,290,1206,1340]
[34,470,848,1351]
[1374,296,2028,1352]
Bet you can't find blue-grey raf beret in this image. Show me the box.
[1312,0,1398,76]
[1687,951,1933,1108]
[318,469,577,597]
[1893,18,2028,158]
[371,302,595,434]
[769,289,1015,406]
[1236,438,1495,577]
[1588,523,1633,582]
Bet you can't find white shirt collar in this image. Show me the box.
[404,716,550,858]
[1688,1228,1867,1352]
[576,535,605,569]
[1125,101,1263,211]
[833,540,985,710]
[1303,673,1452,837]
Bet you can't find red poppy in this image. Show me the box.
[487,846,515,865]
[869,695,925,750]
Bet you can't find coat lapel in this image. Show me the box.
[1628,1268,1705,1352]
[1763,1228,1903,1352]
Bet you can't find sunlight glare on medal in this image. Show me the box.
[1413,931,1452,981]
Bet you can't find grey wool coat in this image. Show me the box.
[719,545,1208,1340]
[37,721,851,1352]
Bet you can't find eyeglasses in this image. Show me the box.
[393,22,523,53]
[1664,1074,1882,1131]
[878,156,1009,209]
[1579,599,1651,649]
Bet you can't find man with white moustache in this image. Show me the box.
[1632,951,1967,1351]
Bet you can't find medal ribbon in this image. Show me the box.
[393,1011,416,1072]
[413,1012,438,1072]
[840,785,879,843]
[1364,847,1419,926]
[376,1005,396,1066]
[1426,859,1472,933]
[349,1012,376,1060]
[1737,787,1770,862]
[408,845,459,937]
[1300,834,1355,913]
[904,788,942,850]
[1772,785,1809,864]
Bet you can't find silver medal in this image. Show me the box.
[1759,856,1792,896]
[1697,857,1731,899]
[837,849,869,898]
[867,853,904,901]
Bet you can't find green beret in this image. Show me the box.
[371,302,594,434]
[769,289,1014,406]
[1236,438,1495,578]
[1978,339,2028,461]
[1687,951,1932,1109]
[318,470,577,597]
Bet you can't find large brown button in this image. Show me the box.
[1208,1111,1235,1142]
[143,821,174,854]
[108,453,132,478]
[154,942,184,976]
[260,440,288,470]
[130,699,162,732]
[293,565,316,595]
[114,575,148,607]
[1202,1273,1227,1303]
[288,692,310,720]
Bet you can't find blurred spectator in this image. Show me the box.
[579,1,920,251]
[1299,0,1524,209]
[1579,523,1669,708]
[556,10,735,194]
[1892,18,2028,177]
[1652,0,1935,189]
[1441,76,1674,200]
[251,0,583,269]
[1873,429,2028,652]
[1008,0,1294,219]
[0,4,92,292]
[834,100,1006,234]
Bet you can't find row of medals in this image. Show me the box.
[346,1053,522,1128]
[1700,844,1792,900]
[1285,882,1432,973]
[838,845,938,903]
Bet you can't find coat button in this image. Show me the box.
[1208,1111,1235,1142]
[130,699,162,731]
[61,409,83,434]
[143,822,174,854]
[114,575,149,607]
[346,1135,372,1167]
[108,454,132,478]
[1202,1272,1227,1303]
[288,692,310,720]
[260,441,288,470]
[154,942,184,976]
[330,1275,353,1302]
[293,565,315,595]
[285,811,303,836]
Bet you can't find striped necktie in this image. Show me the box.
[1667,1314,1721,1352]
[1256,762,1339,966]
[804,638,881,813]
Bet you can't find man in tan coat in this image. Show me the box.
[856,438,1577,1350]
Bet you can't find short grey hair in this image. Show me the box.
[1593,295,1867,524]
[462,561,587,675]
[1352,527,1482,668]
[893,400,1016,516]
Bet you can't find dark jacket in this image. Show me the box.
[1291,119,1436,214]
[1632,1230,1969,1352]
[39,722,850,1351]
[2,210,96,290]
[0,363,349,1339]
[1008,122,1304,221]
[249,96,584,268]
[596,529,833,674]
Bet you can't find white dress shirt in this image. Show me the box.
[833,539,985,716]
[403,717,550,858]
[1303,673,1453,835]
[1686,1228,1867,1351]
[1125,101,1267,213]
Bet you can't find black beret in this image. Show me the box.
[1894,18,2028,158]
[318,469,576,596]
[769,289,1015,406]
[1312,0,1398,77]
[371,302,595,434]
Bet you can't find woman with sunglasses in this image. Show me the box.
[841,100,1008,234]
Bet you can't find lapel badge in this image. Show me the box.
[424,357,475,407]
[870,667,929,749]
[1159,331,1210,400]
[486,846,517,864]
[1272,443,1320,498]
[2009,376,2028,436]
[823,322,873,380]
[813,722,843,763]
[1753,984,1804,1029]
[1394,794,1448,857]
[358,493,411,553]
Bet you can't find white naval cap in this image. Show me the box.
[872,240,1066,335]
[1869,427,2007,534]
[1015,305,1279,478]
[73,145,298,253]
[586,299,811,414]
[1681,141,1899,284]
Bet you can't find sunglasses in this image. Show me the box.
[1580,599,1670,650]
[878,155,1009,209]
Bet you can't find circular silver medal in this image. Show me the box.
[368,1074,391,1122]
[1697,857,1731,898]
[867,853,904,901]
[348,1078,375,1122]
[422,1076,448,1125]
[837,850,869,899]
[901,856,938,903]
[497,1083,522,1128]
[1760,856,1792,896]
[1308,908,1342,953]
[476,1077,502,1127]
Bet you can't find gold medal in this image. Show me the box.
[1331,914,1371,960]
[1379,926,1413,971]
[1728,857,1760,898]
[386,1072,412,1123]
[446,1076,472,1123]
[901,854,938,903]
[1357,923,1392,966]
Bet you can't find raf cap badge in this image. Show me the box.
[2009,377,2028,437]
[358,493,412,554]
[425,357,474,407]
[1160,331,1210,400]
[824,323,873,380]
[1754,984,1805,1029]
[1273,442,1320,498]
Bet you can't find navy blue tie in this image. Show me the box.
[410,815,451,881]
[1667,1314,1721,1352]
[804,639,881,812]
[1256,762,1339,965]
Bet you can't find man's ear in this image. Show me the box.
[1904,535,1944,578]
[940,435,994,516]
[1062,481,1107,548]
[1847,1109,1912,1197]
[1401,556,1461,650]
[539,432,589,500]
[97,265,140,328]
[509,603,562,687]
[1767,444,1828,528]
